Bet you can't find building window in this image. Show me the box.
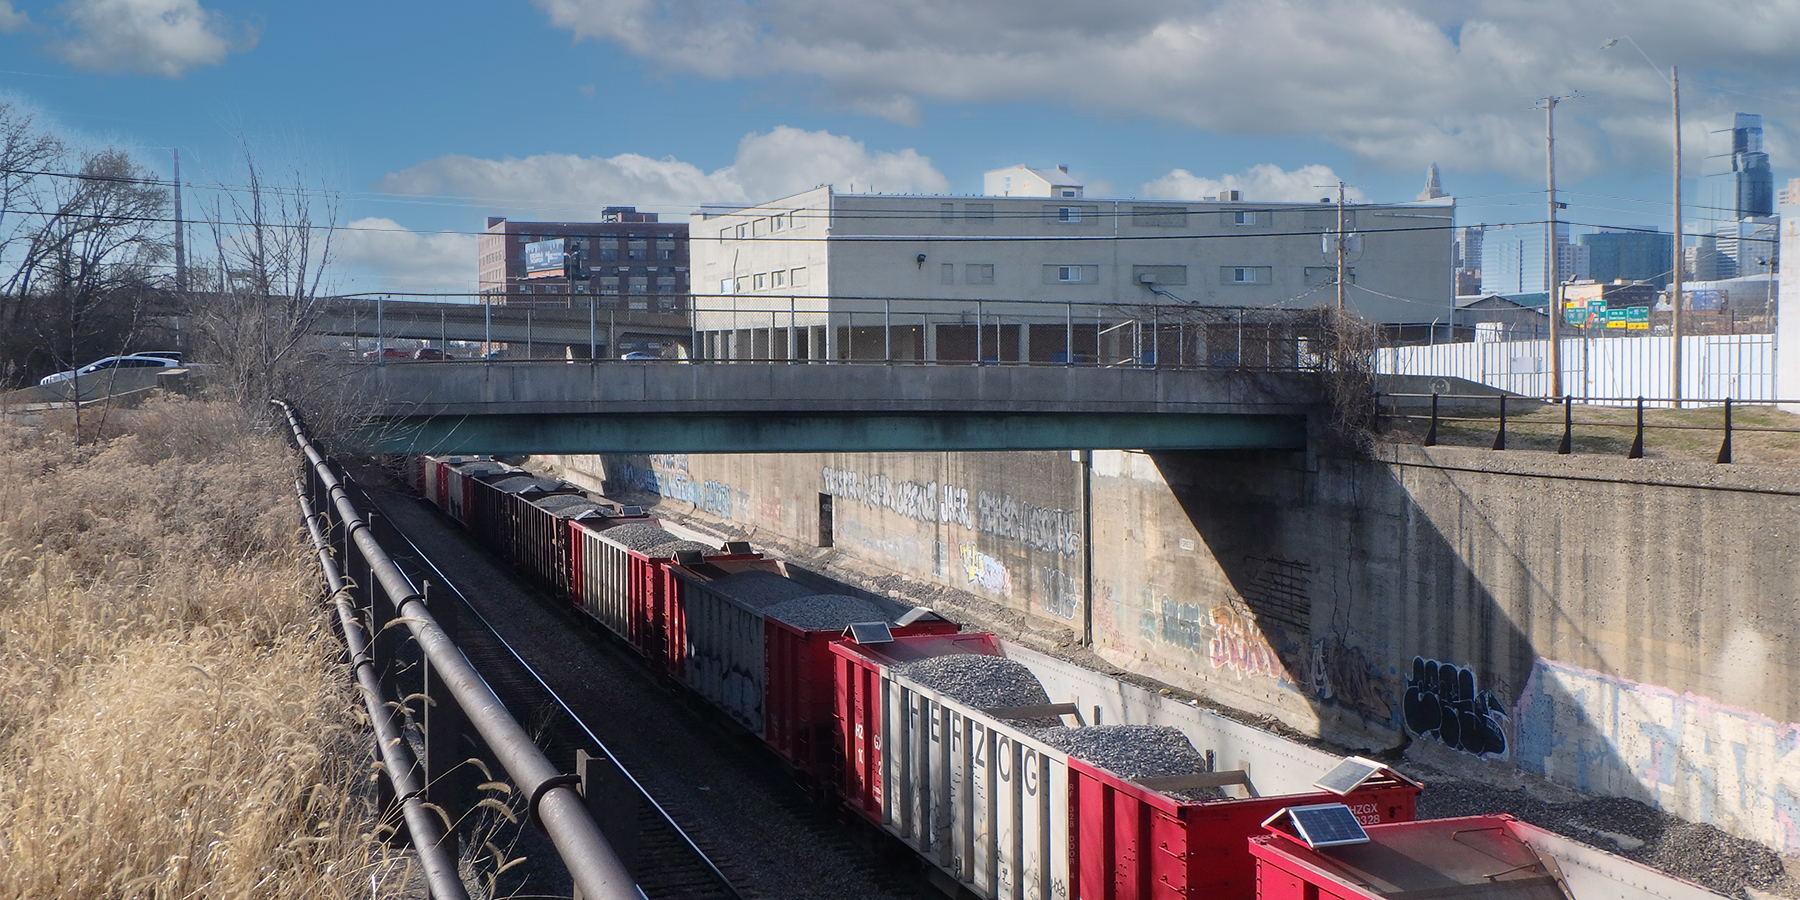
[771,215,786,231]
[657,276,676,293]
[719,227,730,243]
[965,203,993,222]
[1044,265,1095,284]
[1222,266,1272,285]
[736,223,748,239]
[1060,189,1077,198]
[941,202,955,222]
[596,246,619,262]
[720,278,735,294]
[753,273,767,290]
[600,276,620,294]
[773,269,787,288]
[1059,206,1081,223]
[1234,210,1257,226]
[627,240,647,261]
[629,276,648,294]
[790,267,807,287]
[966,264,995,285]
[656,248,674,260]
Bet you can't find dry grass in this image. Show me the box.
[1382,399,1800,465]
[0,396,414,899]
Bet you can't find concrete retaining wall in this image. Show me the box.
[543,444,1800,855]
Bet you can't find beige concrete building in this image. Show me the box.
[690,186,1454,362]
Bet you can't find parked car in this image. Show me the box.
[619,351,664,361]
[38,355,182,386]
[362,348,410,360]
[413,348,454,360]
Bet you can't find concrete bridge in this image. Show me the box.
[314,296,690,354]
[340,361,1321,455]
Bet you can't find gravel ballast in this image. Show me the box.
[1023,725,1221,799]
[893,654,1051,711]
[599,523,675,551]
[704,569,815,610]
[763,594,890,631]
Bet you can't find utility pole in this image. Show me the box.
[1542,93,1578,399]
[172,149,186,296]
[1335,181,1348,310]
[1671,66,1684,408]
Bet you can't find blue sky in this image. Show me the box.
[1,0,1795,294]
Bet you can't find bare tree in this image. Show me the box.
[187,144,361,434]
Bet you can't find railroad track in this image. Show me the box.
[356,476,935,900]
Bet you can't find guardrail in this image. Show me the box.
[1379,392,1800,463]
[275,399,640,899]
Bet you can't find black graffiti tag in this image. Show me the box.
[1402,656,1507,756]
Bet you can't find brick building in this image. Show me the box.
[478,208,689,312]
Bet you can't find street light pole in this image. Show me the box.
[1671,66,1684,408]
[1545,95,1565,399]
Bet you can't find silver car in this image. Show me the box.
[38,355,181,386]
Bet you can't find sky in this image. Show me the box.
[1,0,1796,295]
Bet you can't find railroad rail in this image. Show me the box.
[276,400,643,899]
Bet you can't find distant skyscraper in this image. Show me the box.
[1707,113,1774,220]
[1418,163,1447,201]
[1576,230,1673,288]
[1480,223,1585,296]
[1455,225,1484,295]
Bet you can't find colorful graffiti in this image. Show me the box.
[959,545,1012,595]
[1515,659,1800,854]
[1206,603,1291,683]
[1403,657,1507,756]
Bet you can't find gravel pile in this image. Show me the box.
[534,495,607,517]
[1022,725,1221,799]
[705,569,814,610]
[763,594,890,631]
[648,539,717,557]
[1418,779,1793,896]
[599,523,675,551]
[893,654,1051,712]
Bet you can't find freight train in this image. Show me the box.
[407,455,1727,900]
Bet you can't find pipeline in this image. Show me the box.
[292,477,469,900]
[274,399,640,900]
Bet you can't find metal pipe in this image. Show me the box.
[292,476,470,900]
[273,401,640,900]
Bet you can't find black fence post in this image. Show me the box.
[1557,395,1573,455]
[1491,395,1507,451]
[1628,396,1645,459]
[1424,393,1439,447]
[1717,398,1734,464]
[577,750,643,881]
[422,580,473,845]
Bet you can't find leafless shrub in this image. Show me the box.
[1311,305,1380,455]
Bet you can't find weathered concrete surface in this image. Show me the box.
[546,443,1800,855]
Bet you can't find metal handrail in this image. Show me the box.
[291,478,469,900]
[274,399,640,900]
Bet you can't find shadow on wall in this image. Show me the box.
[1143,449,1800,855]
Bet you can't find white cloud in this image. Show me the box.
[0,1,30,33]
[49,0,256,78]
[1140,165,1366,204]
[531,0,1800,180]
[378,126,949,214]
[336,218,478,292]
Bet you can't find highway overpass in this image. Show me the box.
[338,361,1321,455]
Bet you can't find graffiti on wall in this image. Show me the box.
[614,455,738,519]
[959,545,1012,595]
[1206,603,1292,683]
[1515,659,1800,854]
[1306,638,1397,726]
[1035,566,1080,620]
[977,491,1081,558]
[1404,656,1508,756]
[818,467,1078,560]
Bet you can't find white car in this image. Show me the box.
[38,355,182,386]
